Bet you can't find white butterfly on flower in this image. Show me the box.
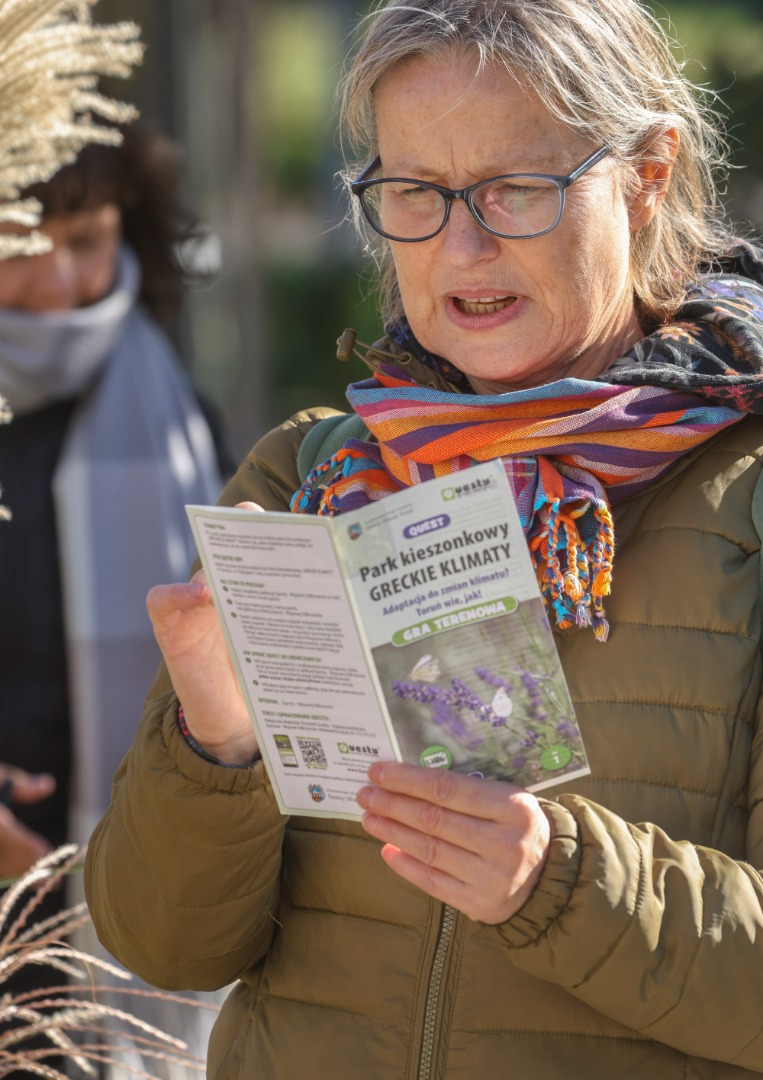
[490,687,513,718]
[408,654,441,682]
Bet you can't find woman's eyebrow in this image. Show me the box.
[379,153,560,178]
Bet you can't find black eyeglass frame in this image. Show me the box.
[350,145,612,242]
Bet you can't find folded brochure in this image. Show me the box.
[186,458,589,820]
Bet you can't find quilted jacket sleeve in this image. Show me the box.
[85,408,341,991]
[496,763,763,1071]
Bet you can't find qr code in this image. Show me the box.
[297,737,328,770]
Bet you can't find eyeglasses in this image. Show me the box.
[350,145,611,242]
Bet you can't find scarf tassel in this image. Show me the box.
[530,500,613,643]
[291,448,360,516]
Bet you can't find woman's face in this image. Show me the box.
[374,55,661,392]
[0,203,121,312]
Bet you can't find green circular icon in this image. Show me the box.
[540,745,572,771]
[419,745,453,769]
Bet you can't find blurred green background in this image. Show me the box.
[98,0,763,460]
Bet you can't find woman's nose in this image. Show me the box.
[441,199,501,264]
[29,247,80,311]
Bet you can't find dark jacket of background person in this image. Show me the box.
[86,357,763,1078]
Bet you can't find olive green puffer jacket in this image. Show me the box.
[86,408,763,1080]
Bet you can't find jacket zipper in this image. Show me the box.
[418,903,456,1080]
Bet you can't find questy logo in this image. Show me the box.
[441,475,496,502]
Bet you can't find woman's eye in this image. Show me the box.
[399,184,430,199]
[496,181,539,197]
[480,179,558,218]
[68,234,99,253]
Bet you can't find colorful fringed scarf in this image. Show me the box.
[292,247,763,641]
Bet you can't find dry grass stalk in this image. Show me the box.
[0,846,214,1078]
[0,393,9,518]
[0,0,143,257]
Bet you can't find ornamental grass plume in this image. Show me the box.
[0,846,212,1078]
[0,0,143,257]
[0,393,9,522]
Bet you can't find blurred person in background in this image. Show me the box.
[0,121,233,873]
[88,0,763,1077]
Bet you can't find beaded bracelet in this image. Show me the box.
[177,705,243,769]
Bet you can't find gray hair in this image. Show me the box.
[339,0,738,331]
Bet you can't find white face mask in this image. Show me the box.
[0,246,139,416]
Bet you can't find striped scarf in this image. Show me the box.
[292,257,763,641]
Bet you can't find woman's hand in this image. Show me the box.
[357,762,550,924]
[146,502,264,765]
[0,767,55,878]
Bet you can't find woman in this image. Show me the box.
[0,124,230,871]
[86,1,763,1077]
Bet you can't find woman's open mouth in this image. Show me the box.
[453,294,517,315]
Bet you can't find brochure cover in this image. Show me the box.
[186,458,589,820]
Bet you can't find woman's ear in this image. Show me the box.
[628,129,679,232]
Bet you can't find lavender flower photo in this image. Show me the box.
[371,596,588,791]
